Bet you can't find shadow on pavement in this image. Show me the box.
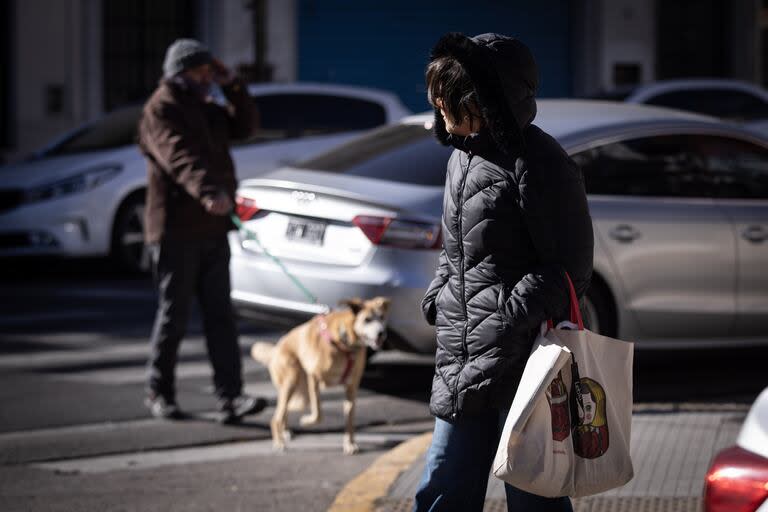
[0,256,146,282]
[361,346,768,406]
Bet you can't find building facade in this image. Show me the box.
[1,0,295,162]
[2,0,766,163]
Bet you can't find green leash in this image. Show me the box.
[230,213,328,312]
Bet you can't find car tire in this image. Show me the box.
[582,279,617,338]
[111,192,147,274]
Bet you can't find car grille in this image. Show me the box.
[0,189,24,214]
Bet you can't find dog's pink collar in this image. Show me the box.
[315,314,356,385]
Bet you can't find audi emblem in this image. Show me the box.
[291,191,316,204]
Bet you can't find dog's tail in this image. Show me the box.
[250,342,274,366]
[250,340,307,412]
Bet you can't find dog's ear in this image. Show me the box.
[339,297,364,314]
[377,297,391,314]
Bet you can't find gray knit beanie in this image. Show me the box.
[162,39,212,78]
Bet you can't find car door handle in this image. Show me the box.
[741,225,768,243]
[609,224,641,243]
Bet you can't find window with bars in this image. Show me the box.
[102,0,197,112]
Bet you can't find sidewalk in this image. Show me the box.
[333,405,749,512]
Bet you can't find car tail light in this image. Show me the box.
[235,195,260,221]
[352,215,441,250]
[704,445,768,512]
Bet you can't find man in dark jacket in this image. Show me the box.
[139,39,265,424]
[413,33,593,511]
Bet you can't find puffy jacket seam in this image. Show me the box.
[446,186,459,211]
[442,280,461,305]
[434,365,451,391]
[460,218,492,244]
[462,250,494,275]
[436,348,464,370]
[464,279,494,305]
[436,309,463,335]
[459,179,507,205]
[466,309,499,334]
[444,351,464,367]
[466,159,486,173]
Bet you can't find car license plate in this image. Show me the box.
[285,218,327,245]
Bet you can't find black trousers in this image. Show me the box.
[147,236,242,400]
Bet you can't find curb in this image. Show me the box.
[328,432,433,512]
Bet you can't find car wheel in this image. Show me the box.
[111,192,147,274]
[582,280,617,338]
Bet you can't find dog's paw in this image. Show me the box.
[343,440,359,455]
[283,429,293,442]
[299,414,321,426]
[272,440,286,453]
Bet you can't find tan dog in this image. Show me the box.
[251,297,390,455]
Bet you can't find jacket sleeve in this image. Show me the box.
[139,102,220,201]
[421,248,449,326]
[221,78,259,140]
[500,152,594,335]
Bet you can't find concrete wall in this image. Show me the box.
[11,0,101,159]
[596,0,760,93]
[570,0,603,97]
[198,0,296,82]
[268,0,297,82]
[599,0,655,92]
[199,0,253,71]
[730,0,760,82]
[3,0,298,162]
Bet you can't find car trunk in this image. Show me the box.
[234,170,442,267]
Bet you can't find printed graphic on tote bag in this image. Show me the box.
[546,371,571,442]
[572,377,610,459]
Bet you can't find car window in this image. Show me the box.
[296,124,452,186]
[236,93,387,144]
[41,105,142,156]
[688,135,768,199]
[573,135,716,197]
[644,89,768,121]
[574,134,768,199]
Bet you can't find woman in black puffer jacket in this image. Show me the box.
[413,33,593,512]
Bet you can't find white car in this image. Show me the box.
[622,79,768,135]
[703,386,768,512]
[0,83,410,272]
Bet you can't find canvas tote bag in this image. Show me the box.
[492,273,634,498]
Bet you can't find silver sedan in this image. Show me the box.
[229,100,768,352]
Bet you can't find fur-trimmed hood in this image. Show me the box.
[429,32,539,154]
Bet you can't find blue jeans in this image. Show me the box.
[413,409,573,512]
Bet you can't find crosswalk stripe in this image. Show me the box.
[32,432,414,474]
[0,335,280,372]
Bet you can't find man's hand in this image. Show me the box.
[211,58,235,86]
[202,191,234,216]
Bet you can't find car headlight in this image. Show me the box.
[23,164,122,204]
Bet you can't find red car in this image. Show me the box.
[704,387,768,512]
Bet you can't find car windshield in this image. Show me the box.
[39,105,143,157]
[296,123,453,186]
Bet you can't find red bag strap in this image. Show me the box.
[547,271,584,331]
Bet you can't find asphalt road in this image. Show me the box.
[0,257,766,511]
